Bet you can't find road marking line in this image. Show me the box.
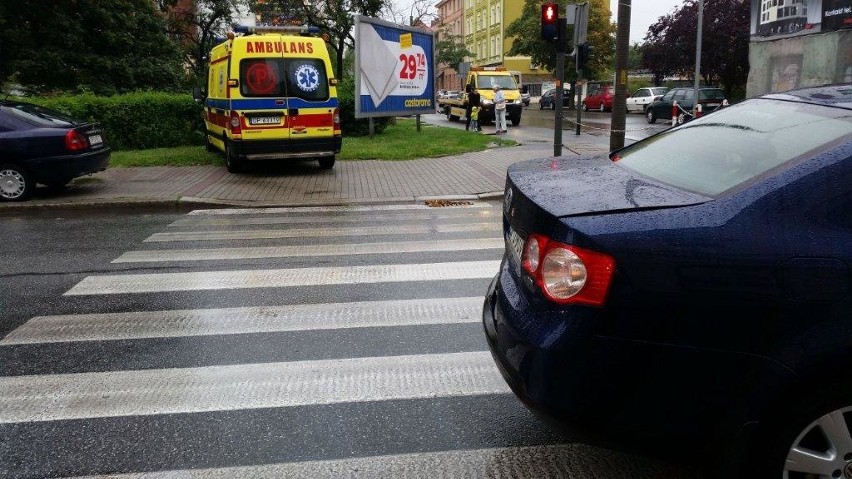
[113,237,503,263]
[69,444,604,478]
[0,351,510,423]
[0,297,484,345]
[64,260,501,295]
[170,209,500,227]
[144,223,500,242]
[188,203,494,216]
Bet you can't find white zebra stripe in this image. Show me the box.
[169,209,500,227]
[187,203,493,216]
[0,351,510,423]
[112,238,503,263]
[64,260,501,296]
[0,297,484,345]
[67,444,679,479]
[144,223,500,242]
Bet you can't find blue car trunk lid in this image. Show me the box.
[505,155,710,220]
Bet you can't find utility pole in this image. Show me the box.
[610,0,631,151]
[692,0,704,118]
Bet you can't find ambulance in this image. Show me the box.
[199,24,341,172]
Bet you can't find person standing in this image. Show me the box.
[493,85,507,134]
[464,84,481,131]
[466,86,481,131]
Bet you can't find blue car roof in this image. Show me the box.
[761,83,852,109]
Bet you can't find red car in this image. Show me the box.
[583,83,614,112]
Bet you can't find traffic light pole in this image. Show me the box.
[554,19,566,157]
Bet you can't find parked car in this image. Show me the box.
[538,88,571,110]
[521,91,531,107]
[0,101,110,201]
[625,86,669,113]
[582,83,614,111]
[484,83,852,478]
[646,86,727,124]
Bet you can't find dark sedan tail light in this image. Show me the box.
[522,233,616,306]
[64,130,89,151]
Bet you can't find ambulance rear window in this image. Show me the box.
[240,58,329,100]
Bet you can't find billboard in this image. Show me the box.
[751,0,851,39]
[354,16,436,118]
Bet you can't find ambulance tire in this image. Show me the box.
[204,131,216,152]
[318,157,335,169]
[224,141,243,173]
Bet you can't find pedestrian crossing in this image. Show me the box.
[0,201,696,478]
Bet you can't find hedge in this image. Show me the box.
[24,82,391,151]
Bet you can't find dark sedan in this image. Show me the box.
[538,88,571,110]
[645,86,727,125]
[0,101,110,201]
[484,83,852,478]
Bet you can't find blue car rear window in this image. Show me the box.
[1,103,78,128]
[615,99,852,196]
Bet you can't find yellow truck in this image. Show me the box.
[196,24,341,173]
[439,67,523,126]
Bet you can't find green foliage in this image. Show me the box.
[32,92,203,151]
[337,76,391,137]
[1,0,185,95]
[505,0,615,82]
[436,28,476,67]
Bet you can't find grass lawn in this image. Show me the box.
[109,118,516,167]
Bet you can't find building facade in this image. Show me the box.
[747,0,851,97]
[433,0,465,92]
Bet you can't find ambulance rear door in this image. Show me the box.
[236,38,291,142]
[282,53,334,142]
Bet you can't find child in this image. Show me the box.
[470,106,481,132]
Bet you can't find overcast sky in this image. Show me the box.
[610,0,686,44]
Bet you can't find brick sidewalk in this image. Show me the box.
[0,139,608,210]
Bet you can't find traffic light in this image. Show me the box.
[577,44,593,69]
[541,3,559,42]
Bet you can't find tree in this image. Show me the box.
[627,43,643,71]
[435,28,475,69]
[248,0,387,80]
[504,0,615,82]
[158,0,247,84]
[1,0,184,95]
[641,0,749,95]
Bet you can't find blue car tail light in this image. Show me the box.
[521,233,616,306]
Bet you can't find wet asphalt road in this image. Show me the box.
[0,203,704,478]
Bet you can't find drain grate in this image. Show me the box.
[424,199,474,207]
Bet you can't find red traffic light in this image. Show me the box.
[541,3,559,42]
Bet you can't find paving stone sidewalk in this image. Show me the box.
[0,139,608,210]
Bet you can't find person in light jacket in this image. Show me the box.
[493,85,507,134]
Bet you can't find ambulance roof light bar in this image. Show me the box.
[233,24,321,35]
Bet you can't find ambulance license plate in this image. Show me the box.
[249,116,281,125]
[88,134,103,146]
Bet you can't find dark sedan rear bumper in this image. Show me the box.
[482,262,791,466]
[26,147,111,184]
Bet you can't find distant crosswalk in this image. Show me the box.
[0,201,696,479]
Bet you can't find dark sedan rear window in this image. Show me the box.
[0,103,78,128]
[615,99,852,196]
[699,89,726,100]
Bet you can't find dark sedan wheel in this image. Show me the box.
[646,108,657,124]
[539,102,544,110]
[0,164,34,201]
[741,383,852,479]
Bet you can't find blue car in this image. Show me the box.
[484,84,852,478]
[0,101,110,201]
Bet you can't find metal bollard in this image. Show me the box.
[695,104,703,119]
[672,101,678,126]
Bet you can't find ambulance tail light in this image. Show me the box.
[333,108,340,131]
[64,130,89,151]
[229,111,242,135]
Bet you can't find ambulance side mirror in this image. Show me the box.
[192,86,205,103]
